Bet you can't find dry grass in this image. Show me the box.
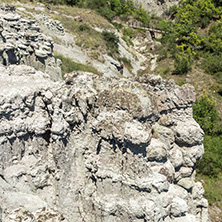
[52,5,113,29]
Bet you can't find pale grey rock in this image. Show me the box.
[36,14,65,36]
[152,123,175,149]
[193,182,205,200]
[124,121,151,145]
[169,144,183,169]
[166,214,196,222]
[174,120,204,146]
[177,177,194,190]
[0,5,61,80]
[35,49,48,58]
[147,138,167,162]
[170,196,188,217]
[3,13,20,21]
[0,66,209,222]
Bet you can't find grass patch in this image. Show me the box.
[154,66,171,78]
[54,53,100,77]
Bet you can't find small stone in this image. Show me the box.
[35,49,48,58]
[177,177,194,190]
[3,13,21,21]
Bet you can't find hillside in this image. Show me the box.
[0,0,221,221]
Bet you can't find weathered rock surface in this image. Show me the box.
[131,0,179,16]
[0,62,209,221]
[0,3,61,80]
[0,2,209,222]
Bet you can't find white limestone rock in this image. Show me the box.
[0,68,209,222]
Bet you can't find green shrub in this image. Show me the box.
[102,31,119,54]
[79,23,90,31]
[173,53,192,75]
[197,174,222,205]
[194,92,222,178]
[54,53,100,76]
[122,28,136,39]
[39,0,79,5]
[193,92,219,135]
[197,135,222,177]
[112,22,123,30]
[98,7,116,21]
[203,54,222,75]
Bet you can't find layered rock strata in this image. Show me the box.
[0,64,209,221]
[0,3,61,80]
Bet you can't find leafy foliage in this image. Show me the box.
[174,53,192,74]
[158,0,222,75]
[197,135,222,177]
[193,92,219,135]
[193,93,222,178]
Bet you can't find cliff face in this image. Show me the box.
[0,3,209,222]
[131,0,179,16]
[0,67,209,222]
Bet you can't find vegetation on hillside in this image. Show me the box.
[23,0,222,208]
[39,0,150,23]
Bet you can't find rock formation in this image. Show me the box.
[131,0,179,16]
[0,64,209,221]
[0,3,61,80]
[0,2,209,222]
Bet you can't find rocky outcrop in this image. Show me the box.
[132,0,179,16]
[0,63,209,221]
[0,3,61,80]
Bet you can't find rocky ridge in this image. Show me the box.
[0,3,61,80]
[0,2,209,222]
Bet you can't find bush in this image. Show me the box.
[194,93,222,178]
[79,23,90,31]
[193,92,219,135]
[197,174,222,205]
[102,31,119,54]
[122,28,136,38]
[203,54,222,75]
[173,53,192,74]
[197,135,222,177]
[40,0,80,5]
[112,22,123,30]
